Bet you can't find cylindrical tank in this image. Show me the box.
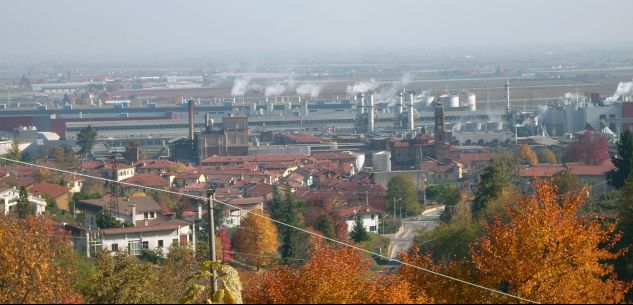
[372,151,391,172]
[449,95,460,108]
[532,116,539,127]
[250,102,258,115]
[475,122,483,131]
[467,93,476,111]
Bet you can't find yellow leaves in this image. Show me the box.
[234,210,279,267]
[471,179,628,304]
[0,215,82,304]
[517,144,538,165]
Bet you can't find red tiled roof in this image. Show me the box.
[519,164,565,177]
[175,171,203,179]
[337,205,381,218]
[135,159,176,169]
[200,154,308,164]
[566,164,614,176]
[29,182,69,199]
[227,197,264,206]
[280,132,322,143]
[123,174,169,187]
[311,152,356,161]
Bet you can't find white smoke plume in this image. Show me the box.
[264,83,286,97]
[609,80,633,102]
[346,78,379,96]
[231,77,251,96]
[296,83,322,98]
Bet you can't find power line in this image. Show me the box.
[0,157,539,304]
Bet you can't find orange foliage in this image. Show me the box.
[517,144,538,165]
[471,180,630,303]
[0,215,83,303]
[243,242,427,304]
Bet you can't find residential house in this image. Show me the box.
[28,182,71,211]
[0,186,47,216]
[223,197,265,228]
[172,171,206,188]
[566,164,614,197]
[420,158,464,184]
[121,174,172,195]
[337,205,381,234]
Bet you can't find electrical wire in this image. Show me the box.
[0,157,539,304]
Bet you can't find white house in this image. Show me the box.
[224,197,264,228]
[0,186,48,216]
[337,205,381,234]
[78,195,195,257]
[87,220,194,257]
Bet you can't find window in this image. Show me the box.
[158,240,164,248]
[150,212,155,219]
[111,243,119,252]
[370,215,375,220]
[142,241,149,250]
[144,212,149,219]
[369,226,377,232]
[128,241,141,256]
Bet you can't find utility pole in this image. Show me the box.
[207,189,218,294]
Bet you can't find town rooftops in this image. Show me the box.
[123,174,170,187]
[337,205,381,218]
[94,219,192,236]
[79,195,162,213]
[29,182,70,199]
[566,164,614,176]
[201,154,309,164]
[519,164,566,177]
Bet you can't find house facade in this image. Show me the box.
[338,205,381,234]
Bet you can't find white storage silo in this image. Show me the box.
[372,151,391,172]
[449,95,460,108]
[467,93,476,111]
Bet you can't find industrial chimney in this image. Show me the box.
[408,92,415,131]
[368,94,375,132]
[188,99,195,141]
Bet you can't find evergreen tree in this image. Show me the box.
[278,195,311,264]
[59,177,67,187]
[472,153,515,214]
[15,186,35,218]
[315,214,336,239]
[609,129,633,189]
[614,178,633,295]
[350,214,369,243]
[76,125,97,161]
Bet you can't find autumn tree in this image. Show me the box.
[516,143,538,165]
[315,214,336,239]
[49,145,79,169]
[387,174,422,216]
[470,180,629,303]
[233,210,280,267]
[553,170,584,197]
[538,148,558,164]
[243,242,426,304]
[158,245,198,303]
[609,129,633,189]
[85,251,162,304]
[350,214,370,243]
[563,130,609,165]
[0,216,83,303]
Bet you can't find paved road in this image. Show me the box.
[386,207,443,259]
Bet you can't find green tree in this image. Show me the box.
[76,125,97,161]
[553,170,583,197]
[96,210,126,229]
[85,252,162,304]
[124,140,140,162]
[609,129,633,189]
[59,176,67,187]
[614,178,633,292]
[387,174,421,216]
[315,214,336,239]
[472,153,516,214]
[538,148,558,164]
[426,184,461,222]
[415,201,480,262]
[274,194,311,264]
[15,186,35,218]
[350,214,370,243]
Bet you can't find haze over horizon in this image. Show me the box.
[2,0,633,62]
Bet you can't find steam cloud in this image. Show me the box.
[230,77,264,96]
[264,83,286,97]
[346,78,379,96]
[296,83,322,98]
[609,80,633,102]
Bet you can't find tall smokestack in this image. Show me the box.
[188,99,195,140]
[205,113,211,133]
[505,80,511,113]
[408,92,415,131]
[368,94,375,132]
[397,92,404,114]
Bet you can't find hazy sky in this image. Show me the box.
[2,0,632,60]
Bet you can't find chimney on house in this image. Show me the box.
[131,204,137,227]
